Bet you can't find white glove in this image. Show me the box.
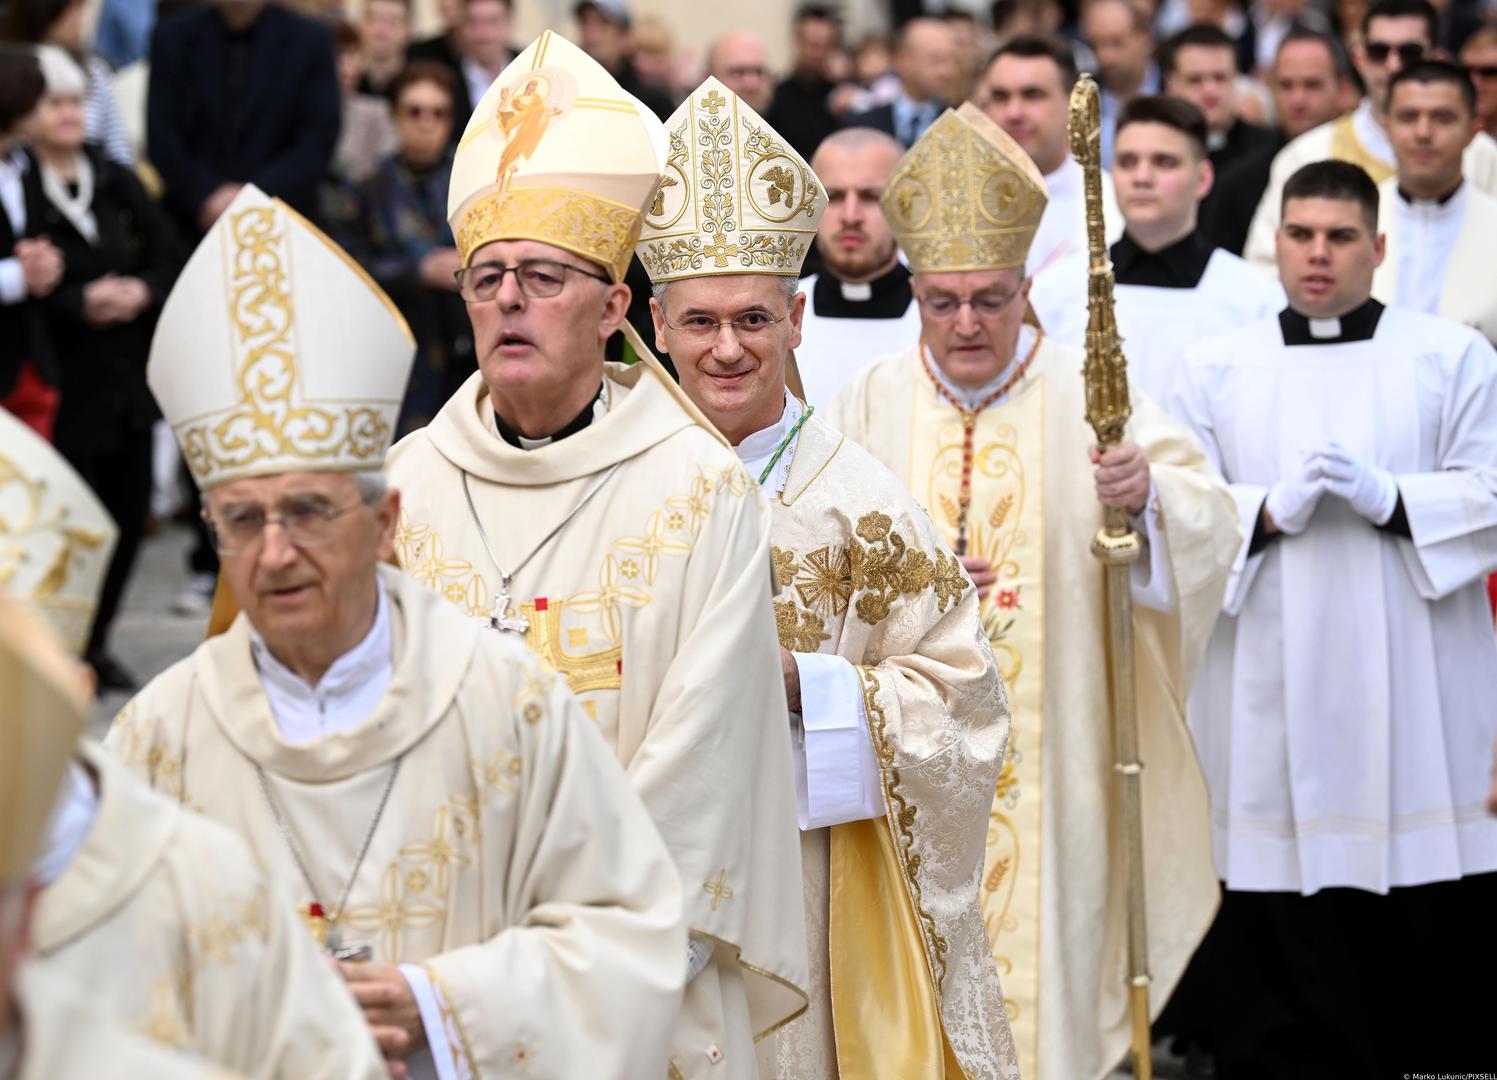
[1313,441,1398,524]
[1263,452,1328,535]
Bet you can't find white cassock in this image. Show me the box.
[1029,154,1122,277]
[794,268,924,409]
[30,743,385,1079]
[1242,100,1497,269]
[1174,303,1497,894]
[1373,176,1497,344]
[105,565,687,1080]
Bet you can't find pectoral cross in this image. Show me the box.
[478,576,530,635]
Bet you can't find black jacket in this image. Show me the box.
[22,145,184,454]
[147,4,340,232]
[406,34,477,130]
[1,161,54,397]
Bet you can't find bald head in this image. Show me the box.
[709,31,773,112]
[811,127,904,283]
[812,125,906,166]
[896,17,958,103]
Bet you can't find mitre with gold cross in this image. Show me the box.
[0,594,89,883]
[882,102,1049,274]
[636,76,826,283]
[447,30,666,281]
[0,406,118,655]
[147,185,415,490]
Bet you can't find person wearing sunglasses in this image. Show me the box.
[1458,25,1497,137]
[1242,0,1497,268]
[830,101,1241,1080]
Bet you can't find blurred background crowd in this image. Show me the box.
[1,0,1494,691]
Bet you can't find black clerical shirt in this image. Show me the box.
[810,262,914,318]
[1109,230,1214,289]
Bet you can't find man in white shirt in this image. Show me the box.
[1176,159,1497,1077]
[794,127,922,407]
[1373,60,1497,342]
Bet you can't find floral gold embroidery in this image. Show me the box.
[793,545,852,616]
[770,546,797,588]
[850,511,936,625]
[774,598,830,652]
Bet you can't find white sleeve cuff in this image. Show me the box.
[399,964,464,1080]
[0,258,25,305]
[792,652,885,830]
[1129,481,1177,612]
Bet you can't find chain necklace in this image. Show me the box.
[461,462,622,634]
[255,757,403,960]
[756,404,815,488]
[919,331,1043,555]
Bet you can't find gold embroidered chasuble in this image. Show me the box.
[384,359,809,1078]
[104,565,688,1079]
[30,743,384,1080]
[754,413,1020,1080]
[831,341,1241,1080]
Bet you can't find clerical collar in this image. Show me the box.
[1279,298,1384,345]
[493,382,606,449]
[812,262,913,319]
[1111,230,1213,289]
[928,325,1038,409]
[1207,129,1228,152]
[734,390,804,496]
[1396,179,1463,208]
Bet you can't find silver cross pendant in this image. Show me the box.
[478,580,529,636]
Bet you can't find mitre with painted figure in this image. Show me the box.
[636,77,826,283]
[0,407,118,654]
[883,102,1049,274]
[448,30,666,281]
[147,185,415,490]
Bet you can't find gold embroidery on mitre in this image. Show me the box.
[636,78,825,282]
[882,103,1048,274]
[176,206,394,487]
[454,185,644,281]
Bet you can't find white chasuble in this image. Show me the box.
[385,359,809,1078]
[754,412,1019,1080]
[831,341,1241,1080]
[105,565,688,1079]
[31,743,384,1079]
[1176,309,1497,895]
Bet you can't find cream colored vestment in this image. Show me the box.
[831,339,1241,1080]
[386,359,809,1080]
[105,565,687,1079]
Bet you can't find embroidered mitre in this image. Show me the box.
[0,596,87,882]
[636,76,826,282]
[883,102,1049,274]
[448,30,666,280]
[147,185,415,490]
[0,408,118,654]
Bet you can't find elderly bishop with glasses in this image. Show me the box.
[828,103,1242,1080]
[385,32,809,1080]
[639,78,1019,1080]
[104,183,689,1080]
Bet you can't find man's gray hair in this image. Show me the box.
[651,277,800,313]
[353,470,389,504]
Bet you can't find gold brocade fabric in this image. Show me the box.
[1328,113,1396,186]
[909,375,1046,1078]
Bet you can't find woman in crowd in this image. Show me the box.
[22,47,181,690]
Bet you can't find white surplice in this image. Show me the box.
[794,276,924,410]
[1030,155,1122,278]
[1175,306,1497,894]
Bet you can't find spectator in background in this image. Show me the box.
[147,0,340,615]
[574,0,672,119]
[357,0,411,98]
[1081,0,1159,166]
[94,0,155,70]
[630,15,680,103]
[1249,0,1333,74]
[706,31,772,113]
[942,8,986,102]
[21,47,182,690]
[331,18,397,188]
[454,0,515,125]
[843,17,957,147]
[1273,25,1358,141]
[0,44,61,439]
[347,62,472,429]
[2,0,134,165]
[1460,25,1497,137]
[405,0,471,115]
[768,4,841,157]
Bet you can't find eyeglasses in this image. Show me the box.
[454,258,611,302]
[204,496,365,555]
[1364,41,1426,65]
[916,289,1020,321]
[1466,64,1497,80]
[661,310,789,340]
[723,64,770,80]
[398,103,452,120]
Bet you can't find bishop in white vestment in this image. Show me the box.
[641,80,1019,1080]
[106,183,688,1080]
[832,103,1243,1080]
[387,35,809,1078]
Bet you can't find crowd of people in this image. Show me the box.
[2,0,1496,1077]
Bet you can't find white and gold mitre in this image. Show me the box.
[883,102,1049,274]
[448,31,665,280]
[148,185,414,490]
[0,595,87,882]
[636,77,826,283]
[0,408,118,654]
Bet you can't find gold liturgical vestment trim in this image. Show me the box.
[910,373,1046,1078]
[1328,113,1395,186]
